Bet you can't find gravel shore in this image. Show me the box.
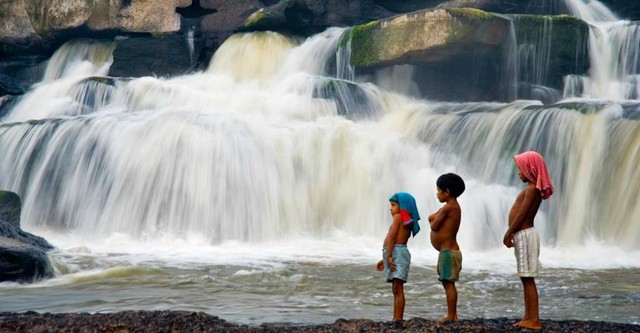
[1,311,639,333]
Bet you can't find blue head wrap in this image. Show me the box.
[389,192,421,237]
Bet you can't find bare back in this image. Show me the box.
[428,201,461,251]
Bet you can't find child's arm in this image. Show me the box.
[385,213,403,271]
[428,209,440,222]
[429,205,450,231]
[503,185,537,247]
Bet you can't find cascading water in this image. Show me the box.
[0,8,639,325]
[4,40,116,122]
[564,0,640,100]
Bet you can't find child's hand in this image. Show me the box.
[376,260,384,271]
[387,257,396,271]
[503,233,514,248]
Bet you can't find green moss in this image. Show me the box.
[244,10,266,28]
[243,9,282,29]
[341,21,380,67]
[446,8,493,22]
[0,190,20,206]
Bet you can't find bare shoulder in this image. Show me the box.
[524,183,542,199]
[444,201,461,215]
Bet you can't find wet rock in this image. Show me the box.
[109,32,202,78]
[0,236,54,282]
[0,191,22,228]
[600,0,640,20]
[25,0,95,34]
[0,190,54,283]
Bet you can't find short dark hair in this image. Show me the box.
[436,173,465,198]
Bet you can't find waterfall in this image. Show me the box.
[4,40,117,122]
[501,14,588,104]
[186,26,196,68]
[207,31,296,84]
[0,29,638,254]
[564,0,640,100]
[41,40,116,82]
[564,0,617,22]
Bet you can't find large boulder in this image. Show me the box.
[0,0,192,56]
[0,1,46,55]
[26,0,95,34]
[0,191,22,229]
[109,0,191,32]
[0,236,54,283]
[343,8,510,68]
[341,9,589,102]
[0,190,54,283]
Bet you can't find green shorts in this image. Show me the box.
[437,249,462,282]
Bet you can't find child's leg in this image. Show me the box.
[391,279,405,321]
[438,281,458,323]
[516,277,541,330]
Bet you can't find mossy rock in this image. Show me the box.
[343,8,510,68]
[0,190,20,208]
[242,6,288,31]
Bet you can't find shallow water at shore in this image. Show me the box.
[1,238,638,326]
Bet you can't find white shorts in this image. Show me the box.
[513,227,541,277]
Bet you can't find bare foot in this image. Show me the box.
[514,319,541,330]
[437,315,458,324]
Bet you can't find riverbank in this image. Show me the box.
[1,311,638,332]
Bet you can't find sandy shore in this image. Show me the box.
[1,311,639,332]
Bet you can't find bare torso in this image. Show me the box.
[429,202,461,251]
[508,183,542,233]
[385,217,412,245]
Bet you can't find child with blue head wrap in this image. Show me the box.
[389,192,421,237]
[376,191,421,321]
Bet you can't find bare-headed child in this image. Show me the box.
[503,151,554,330]
[376,192,421,322]
[428,173,465,323]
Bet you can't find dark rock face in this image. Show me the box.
[601,0,640,20]
[0,312,638,332]
[0,190,54,283]
[0,237,54,283]
[109,32,203,78]
[0,191,22,228]
[0,56,47,96]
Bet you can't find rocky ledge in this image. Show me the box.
[0,311,638,333]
